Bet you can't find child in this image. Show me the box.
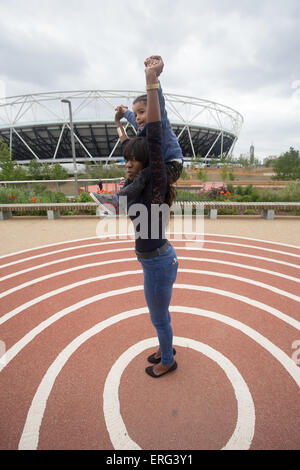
[91,56,183,213]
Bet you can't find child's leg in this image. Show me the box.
[166,161,183,184]
[118,167,151,201]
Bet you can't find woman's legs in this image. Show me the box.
[139,245,178,367]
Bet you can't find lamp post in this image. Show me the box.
[61,99,78,195]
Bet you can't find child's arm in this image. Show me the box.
[124,108,139,130]
[114,106,129,143]
[115,104,139,130]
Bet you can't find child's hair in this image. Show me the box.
[123,136,176,207]
[133,94,147,106]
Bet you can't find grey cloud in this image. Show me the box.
[0,24,88,91]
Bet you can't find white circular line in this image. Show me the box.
[0,239,135,270]
[1,269,299,331]
[1,236,299,271]
[19,304,300,450]
[103,337,255,450]
[1,254,300,303]
[1,245,300,285]
[1,232,299,262]
[2,279,300,372]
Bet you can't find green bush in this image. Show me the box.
[84,163,126,179]
[180,168,189,180]
[76,191,94,202]
[38,191,68,203]
[0,187,33,203]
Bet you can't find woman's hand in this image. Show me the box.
[144,55,164,77]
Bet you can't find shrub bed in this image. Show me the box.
[1,183,300,216]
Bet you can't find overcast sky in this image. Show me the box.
[0,0,300,160]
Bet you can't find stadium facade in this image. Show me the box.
[0,90,243,165]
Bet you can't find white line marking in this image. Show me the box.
[1,269,299,330]
[0,239,134,269]
[103,337,255,450]
[2,281,300,375]
[1,236,299,271]
[1,255,299,303]
[1,232,299,262]
[18,304,300,450]
[1,245,300,284]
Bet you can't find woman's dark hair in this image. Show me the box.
[133,94,147,106]
[123,136,149,167]
[124,136,177,207]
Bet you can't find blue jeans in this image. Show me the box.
[137,243,178,366]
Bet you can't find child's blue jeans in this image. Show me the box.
[137,243,178,366]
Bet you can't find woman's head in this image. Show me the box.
[132,94,147,131]
[124,136,149,180]
[123,135,177,207]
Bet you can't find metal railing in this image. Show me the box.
[1,201,300,220]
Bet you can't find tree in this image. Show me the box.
[49,163,69,179]
[273,147,300,180]
[0,139,28,180]
[0,139,14,180]
[28,159,43,180]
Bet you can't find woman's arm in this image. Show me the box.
[145,67,161,123]
[145,61,167,204]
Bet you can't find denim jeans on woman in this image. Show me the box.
[137,243,178,366]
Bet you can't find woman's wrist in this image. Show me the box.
[145,68,158,86]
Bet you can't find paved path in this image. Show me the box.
[0,225,300,449]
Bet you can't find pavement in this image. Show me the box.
[1,215,299,256]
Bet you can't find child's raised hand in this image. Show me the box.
[144,55,164,77]
[115,105,128,121]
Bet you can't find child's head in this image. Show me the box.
[132,94,147,131]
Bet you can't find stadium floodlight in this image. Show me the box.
[61,99,78,194]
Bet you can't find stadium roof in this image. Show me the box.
[0,90,243,162]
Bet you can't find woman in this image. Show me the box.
[116,58,178,378]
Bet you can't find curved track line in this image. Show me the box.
[18,304,300,450]
[1,255,300,302]
[103,337,255,451]
[1,237,299,271]
[1,282,300,375]
[0,240,134,270]
[1,232,299,263]
[1,268,300,330]
[1,246,300,285]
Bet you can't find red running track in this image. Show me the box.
[0,233,299,450]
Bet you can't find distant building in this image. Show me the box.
[263,155,278,165]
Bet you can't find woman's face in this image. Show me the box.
[125,157,144,180]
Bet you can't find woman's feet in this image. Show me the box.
[145,361,177,378]
[147,348,176,364]
[146,347,177,377]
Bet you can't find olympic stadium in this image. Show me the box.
[0,90,243,166]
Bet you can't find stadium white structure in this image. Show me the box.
[0,90,243,165]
